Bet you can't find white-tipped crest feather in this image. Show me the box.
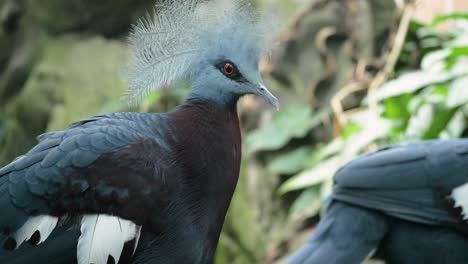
[77,214,141,264]
[12,215,59,248]
[126,0,276,105]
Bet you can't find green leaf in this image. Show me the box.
[445,47,468,69]
[422,106,458,139]
[440,109,466,139]
[309,138,344,164]
[289,187,322,217]
[268,138,343,175]
[246,106,326,153]
[342,115,393,159]
[421,49,450,71]
[426,85,448,104]
[449,46,468,57]
[383,94,412,120]
[409,20,425,32]
[278,156,342,194]
[267,147,313,175]
[373,45,468,101]
[341,123,362,140]
[405,85,453,139]
[447,76,468,108]
[372,71,460,101]
[432,12,468,26]
[278,113,392,194]
[405,104,434,138]
[420,38,442,50]
[382,94,413,135]
[416,26,439,40]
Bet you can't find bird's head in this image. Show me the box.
[126,0,278,109]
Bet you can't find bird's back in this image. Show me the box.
[333,139,468,229]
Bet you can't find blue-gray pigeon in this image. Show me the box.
[285,139,468,264]
[0,1,278,263]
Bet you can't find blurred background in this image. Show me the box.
[1,0,468,263]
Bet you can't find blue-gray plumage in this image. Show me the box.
[0,1,278,263]
[285,139,468,264]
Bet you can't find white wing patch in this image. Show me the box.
[77,214,141,264]
[451,182,468,220]
[12,215,59,248]
[8,214,141,264]
[365,247,377,261]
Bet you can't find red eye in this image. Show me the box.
[223,63,235,75]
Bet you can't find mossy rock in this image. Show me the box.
[0,0,46,103]
[0,35,126,166]
[30,0,155,36]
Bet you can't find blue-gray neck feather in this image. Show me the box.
[187,87,239,109]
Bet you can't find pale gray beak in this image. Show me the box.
[256,84,279,110]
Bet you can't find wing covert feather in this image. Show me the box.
[333,139,468,227]
[0,113,173,236]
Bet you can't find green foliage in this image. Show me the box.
[267,146,314,175]
[432,12,468,26]
[399,20,444,67]
[289,186,322,217]
[247,13,468,220]
[278,155,342,195]
[0,36,127,166]
[447,76,468,107]
[246,105,325,153]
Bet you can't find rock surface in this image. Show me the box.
[0,35,126,165]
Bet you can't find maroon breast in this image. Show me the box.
[168,99,242,253]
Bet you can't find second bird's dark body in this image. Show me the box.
[286,139,468,264]
[0,99,241,264]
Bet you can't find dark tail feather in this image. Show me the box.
[0,227,79,264]
[284,202,389,264]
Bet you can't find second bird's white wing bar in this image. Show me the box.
[451,182,468,220]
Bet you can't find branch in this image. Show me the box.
[330,2,414,133]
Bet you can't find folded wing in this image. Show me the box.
[0,112,173,264]
[332,139,468,228]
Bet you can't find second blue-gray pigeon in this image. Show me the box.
[285,139,468,264]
